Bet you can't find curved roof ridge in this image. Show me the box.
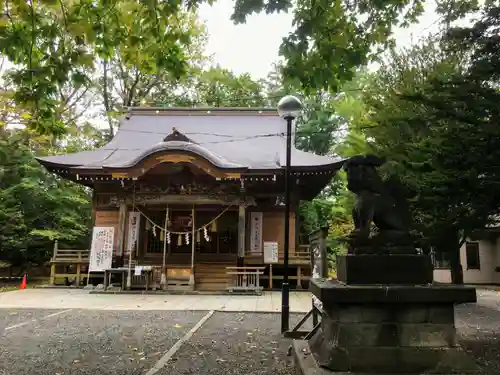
[102,140,245,169]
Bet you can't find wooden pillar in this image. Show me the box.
[116,202,127,263]
[50,240,58,285]
[50,264,56,285]
[76,260,82,286]
[190,206,195,285]
[237,203,246,267]
[296,266,302,289]
[269,264,273,289]
[294,198,301,248]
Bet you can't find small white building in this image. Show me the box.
[433,237,500,285]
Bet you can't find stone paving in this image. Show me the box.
[0,288,313,312]
[1,289,500,374]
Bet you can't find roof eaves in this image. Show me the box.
[125,107,279,117]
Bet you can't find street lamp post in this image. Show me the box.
[277,95,303,334]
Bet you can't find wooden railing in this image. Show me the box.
[49,240,89,285]
[245,245,311,264]
[226,266,265,294]
[289,246,311,263]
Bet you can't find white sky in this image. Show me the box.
[198,0,443,80]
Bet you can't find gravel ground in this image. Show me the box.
[457,302,500,374]
[0,308,61,331]
[0,310,206,375]
[158,312,308,375]
[0,302,500,375]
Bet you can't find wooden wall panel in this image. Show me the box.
[94,210,120,253]
[262,212,296,253]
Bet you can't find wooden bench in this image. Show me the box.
[226,266,265,294]
[49,241,89,286]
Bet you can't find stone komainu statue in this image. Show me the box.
[342,155,415,255]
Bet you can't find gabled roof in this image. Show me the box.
[36,107,343,172]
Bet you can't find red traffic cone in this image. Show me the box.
[20,274,27,290]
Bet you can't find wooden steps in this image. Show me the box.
[195,263,233,291]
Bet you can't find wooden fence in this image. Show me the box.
[49,241,89,286]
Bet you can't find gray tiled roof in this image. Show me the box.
[37,108,343,171]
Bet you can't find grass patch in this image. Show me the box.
[0,285,19,293]
[0,277,49,292]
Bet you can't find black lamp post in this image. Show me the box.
[277,95,303,333]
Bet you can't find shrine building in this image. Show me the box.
[36,107,344,292]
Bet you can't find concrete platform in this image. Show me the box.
[0,288,312,312]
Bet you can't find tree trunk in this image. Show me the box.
[102,60,114,139]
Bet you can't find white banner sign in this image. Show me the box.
[249,212,263,253]
[310,242,325,310]
[263,242,279,263]
[126,212,141,256]
[89,226,115,272]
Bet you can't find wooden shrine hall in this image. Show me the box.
[36,107,344,292]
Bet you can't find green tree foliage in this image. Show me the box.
[221,0,427,92]
[262,65,368,261]
[153,66,267,107]
[0,0,202,135]
[0,130,92,266]
[97,10,209,136]
[357,28,500,283]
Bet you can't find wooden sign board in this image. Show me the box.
[94,210,119,254]
[263,242,279,264]
[311,243,326,279]
[89,226,115,272]
[309,228,328,310]
[95,210,119,225]
[249,212,263,254]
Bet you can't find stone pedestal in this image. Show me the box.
[293,278,477,374]
[336,255,433,285]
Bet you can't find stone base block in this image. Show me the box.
[304,279,477,374]
[293,339,476,375]
[311,279,477,305]
[336,255,433,285]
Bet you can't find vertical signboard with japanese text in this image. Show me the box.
[310,228,328,310]
[263,242,279,263]
[89,227,115,272]
[126,212,141,256]
[249,212,263,254]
